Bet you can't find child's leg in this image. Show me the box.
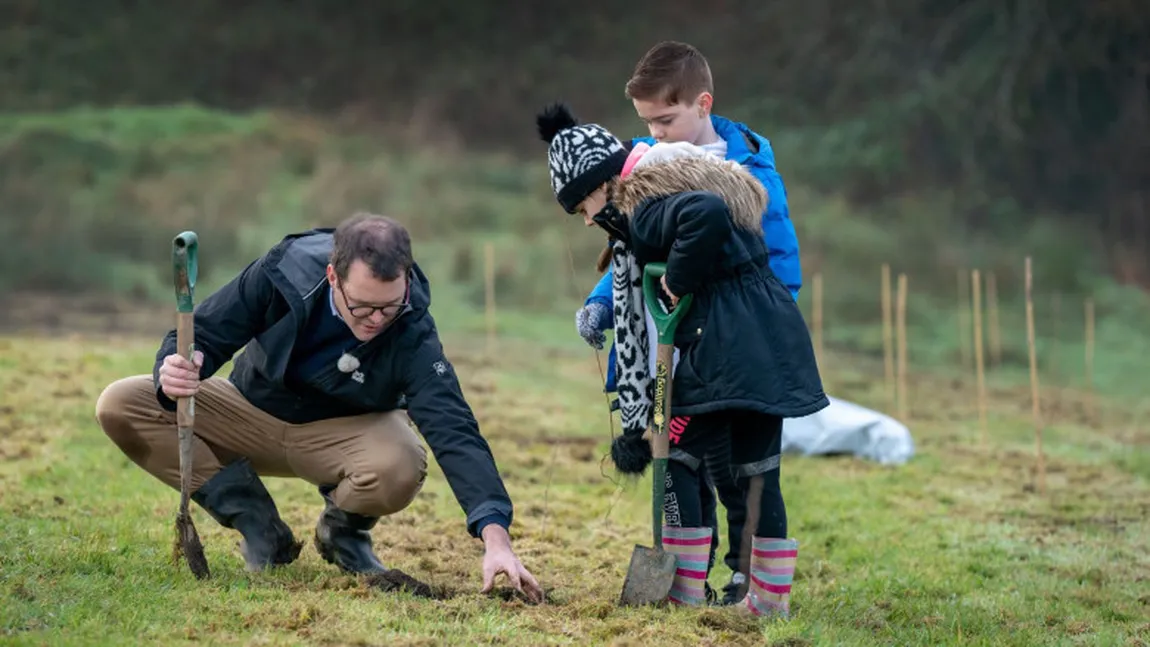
[728,411,796,619]
[697,463,721,574]
[661,411,727,606]
[702,426,750,603]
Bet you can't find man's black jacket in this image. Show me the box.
[151,228,512,537]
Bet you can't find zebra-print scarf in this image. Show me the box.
[610,238,652,438]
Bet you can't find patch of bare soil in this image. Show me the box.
[486,585,557,606]
[363,569,450,600]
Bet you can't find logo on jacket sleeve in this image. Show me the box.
[432,360,447,376]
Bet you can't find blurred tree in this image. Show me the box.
[1,0,1146,259]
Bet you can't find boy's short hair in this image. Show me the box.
[625,41,714,106]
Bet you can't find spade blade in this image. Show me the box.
[618,544,677,606]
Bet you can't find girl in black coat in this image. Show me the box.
[536,104,828,618]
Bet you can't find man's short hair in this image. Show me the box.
[330,212,413,281]
[624,41,714,106]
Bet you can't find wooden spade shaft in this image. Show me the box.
[649,341,674,545]
[176,311,196,522]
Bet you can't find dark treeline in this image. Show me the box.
[3,0,1148,266]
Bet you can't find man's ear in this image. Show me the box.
[325,264,337,286]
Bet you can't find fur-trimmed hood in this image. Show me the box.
[613,146,767,233]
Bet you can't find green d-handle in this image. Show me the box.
[172,231,199,313]
[642,262,694,344]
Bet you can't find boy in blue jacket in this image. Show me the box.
[573,41,801,605]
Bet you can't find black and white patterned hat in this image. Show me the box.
[536,102,628,214]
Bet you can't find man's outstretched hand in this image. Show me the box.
[480,524,544,604]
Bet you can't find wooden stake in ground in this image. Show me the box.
[957,267,971,371]
[972,269,988,445]
[881,264,895,411]
[1085,298,1095,424]
[896,273,909,421]
[484,242,496,357]
[812,272,824,369]
[1025,257,1046,493]
[987,272,1002,367]
[1050,293,1062,383]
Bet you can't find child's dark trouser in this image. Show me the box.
[705,429,749,573]
[663,410,785,539]
[658,409,789,608]
[697,427,749,576]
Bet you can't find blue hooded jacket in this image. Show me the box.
[585,115,801,392]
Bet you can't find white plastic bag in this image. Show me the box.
[781,396,915,465]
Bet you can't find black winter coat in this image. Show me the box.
[615,155,829,419]
[151,229,512,537]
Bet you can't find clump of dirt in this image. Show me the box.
[363,569,451,600]
[488,585,556,606]
[695,607,761,633]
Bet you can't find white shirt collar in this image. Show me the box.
[328,282,343,320]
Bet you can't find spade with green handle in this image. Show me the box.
[171,231,210,579]
[618,262,694,606]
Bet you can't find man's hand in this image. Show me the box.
[158,350,204,400]
[660,275,680,307]
[480,524,544,604]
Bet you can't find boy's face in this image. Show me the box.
[632,91,712,144]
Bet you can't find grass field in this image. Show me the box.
[1,307,1148,646]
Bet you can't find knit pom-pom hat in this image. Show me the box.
[536,102,628,214]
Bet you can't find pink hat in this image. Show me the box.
[620,142,651,178]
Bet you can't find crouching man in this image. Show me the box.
[94,212,543,602]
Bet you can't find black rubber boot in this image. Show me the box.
[721,572,747,605]
[313,485,388,574]
[705,581,719,605]
[191,458,303,571]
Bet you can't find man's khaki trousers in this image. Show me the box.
[95,375,428,518]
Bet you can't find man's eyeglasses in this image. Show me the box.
[337,279,410,320]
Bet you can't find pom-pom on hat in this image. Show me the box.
[536,102,628,214]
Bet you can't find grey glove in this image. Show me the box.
[574,302,610,349]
